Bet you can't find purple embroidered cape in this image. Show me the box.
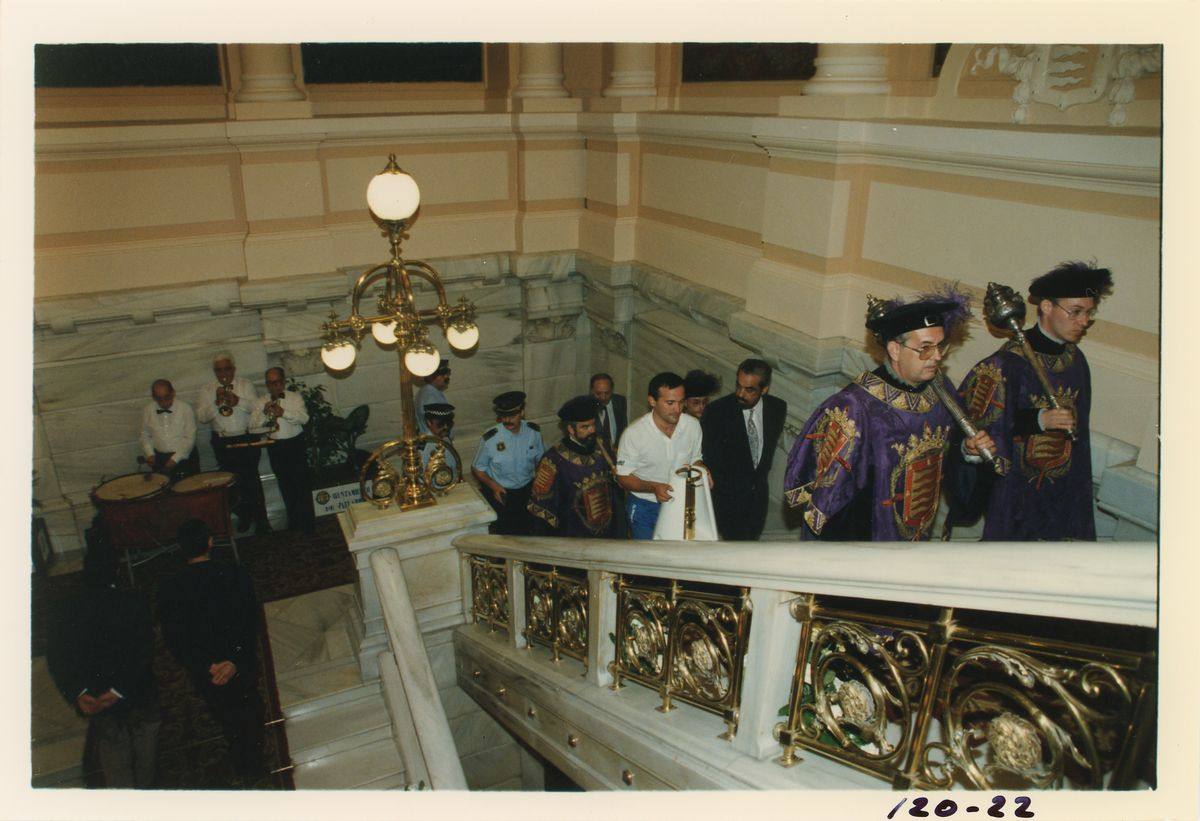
[956,329,1096,540]
[527,439,620,538]
[783,368,959,541]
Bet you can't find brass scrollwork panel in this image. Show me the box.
[522,564,588,664]
[469,555,509,634]
[917,643,1142,790]
[786,613,933,780]
[611,576,752,738]
[774,594,1155,791]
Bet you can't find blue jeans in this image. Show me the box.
[626,495,661,540]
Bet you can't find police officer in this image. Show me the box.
[471,391,545,535]
[421,402,458,473]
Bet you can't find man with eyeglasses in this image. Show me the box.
[954,261,1112,540]
[783,290,995,541]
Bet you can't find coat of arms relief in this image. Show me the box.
[971,45,1161,126]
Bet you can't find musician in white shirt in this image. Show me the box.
[139,379,198,480]
[250,367,314,535]
[196,352,266,534]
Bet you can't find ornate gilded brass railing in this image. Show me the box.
[523,563,589,664]
[469,555,509,634]
[610,575,753,739]
[775,595,1155,790]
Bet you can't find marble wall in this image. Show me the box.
[32,258,589,555]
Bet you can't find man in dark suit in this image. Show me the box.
[46,538,160,788]
[590,372,627,448]
[701,358,787,541]
[157,519,266,786]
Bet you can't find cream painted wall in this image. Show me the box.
[32,105,1161,552]
[861,183,1160,335]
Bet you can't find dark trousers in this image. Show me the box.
[88,699,161,788]
[195,672,265,783]
[211,433,266,528]
[266,435,314,534]
[151,449,199,483]
[483,481,536,536]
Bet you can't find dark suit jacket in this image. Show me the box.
[46,584,158,712]
[158,559,260,686]
[701,393,787,540]
[595,393,628,447]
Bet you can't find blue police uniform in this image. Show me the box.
[473,418,545,535]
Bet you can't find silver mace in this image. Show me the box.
[927,371,1006,475]
[983,281,1076,440]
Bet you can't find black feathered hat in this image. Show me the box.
[1028,261,1114,302]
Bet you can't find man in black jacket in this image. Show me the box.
[701,358,788,541]
[46,539,160,788]
[157,519,265,785]
[590,372,627,448]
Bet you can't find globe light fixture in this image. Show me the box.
[404,342,440,377]
[371,318,398,345]
[319,155,481,510]
[446,322,480,351]
[321,341,357,371]
[366,157,421,221]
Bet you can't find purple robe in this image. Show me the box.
[527,439,620,538]
[784,368,958,541]
[957,325,1096,540]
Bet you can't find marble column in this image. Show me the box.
[511,43,581,112]
[230,43,312,119]
[603,43,657,98]
[803,44,891,95]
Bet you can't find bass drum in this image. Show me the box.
[91,472,170,550]
[167,470,237,538]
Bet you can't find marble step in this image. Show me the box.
[278,660,371,715]
[31,733,89,788]
[283,679,378,718]
[285,692,393,764]
[291,735,405,790]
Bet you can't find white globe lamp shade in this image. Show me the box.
[367,167,421,222]
[404,345,441,377]
[371,319,398,345]
[446,323,480,351]
[321,341,357,371]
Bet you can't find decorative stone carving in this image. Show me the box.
[280,347,325,377]
[971,45,1161,126]
[521,316,577,344]
[594,326,629,357]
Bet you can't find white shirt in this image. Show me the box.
[598,400,617,442]
[742,400,764,467]
[615,412,703,502]
[250,391,309,440]
[195,376,258,436]
[139,399,197,460]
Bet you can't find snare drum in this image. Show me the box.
[92,472,170,549]
[167,470,237,537]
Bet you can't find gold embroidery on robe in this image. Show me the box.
[885,425,950,541]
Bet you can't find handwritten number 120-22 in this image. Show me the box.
[886,796,1034,818]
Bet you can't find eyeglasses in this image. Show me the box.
[901,341,952,360]
[1052,301,1098,322]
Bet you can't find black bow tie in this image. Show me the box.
[157,408,172,415]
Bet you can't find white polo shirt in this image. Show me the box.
[615,412,703,502]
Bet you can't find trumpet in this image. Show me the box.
[264,396,282,435]
[216,375,236,417]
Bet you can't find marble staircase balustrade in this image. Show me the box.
[453,533,1156,791]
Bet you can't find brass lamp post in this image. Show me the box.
[319,155,480,510]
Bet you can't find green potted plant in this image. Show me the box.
[288,379,371,513]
